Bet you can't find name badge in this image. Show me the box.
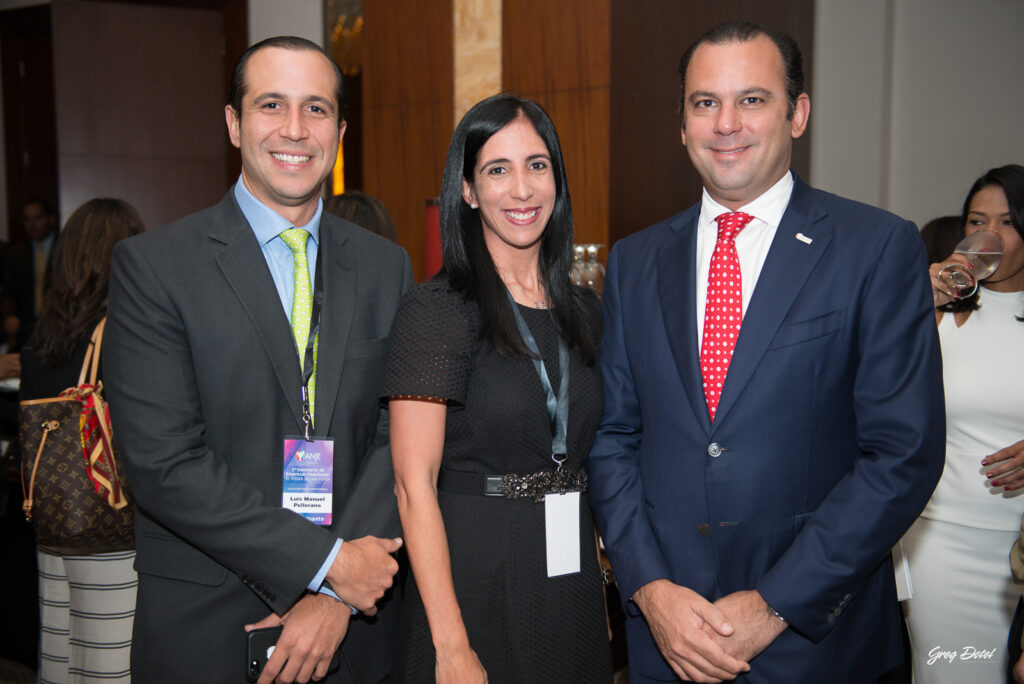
[544,491,580,577]
[282,437,334,525]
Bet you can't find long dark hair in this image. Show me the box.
[941,164,1024,313]
[32,198,144,365]
[439,93,596,364]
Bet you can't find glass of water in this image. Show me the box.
[937,230,1003,297]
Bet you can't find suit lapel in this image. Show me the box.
[210,194,306,428]
[656,207,713,436]
[711,179,832,429]
[312,216,356,433]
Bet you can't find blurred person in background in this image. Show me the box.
[4,198,59,350]
[324,190,398,243]
[20,198,143,683]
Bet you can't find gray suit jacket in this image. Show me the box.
[105,191,413,683]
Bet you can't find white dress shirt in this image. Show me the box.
[695,171,795,346]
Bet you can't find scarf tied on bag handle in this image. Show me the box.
[61,379,127,509]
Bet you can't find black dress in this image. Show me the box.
[383,279,612,683]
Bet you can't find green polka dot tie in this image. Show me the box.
[279,228,317,420]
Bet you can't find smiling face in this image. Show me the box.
[225,46,345,226]
[967,184,1024,292]
[462,115,556,261]
[680,36,809,210]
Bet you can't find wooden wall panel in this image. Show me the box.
[503,0,610,94]
[503,0,611,248]
[51,0,226,229]
[0,5,59,242]
[530,87,610,249]
[221,0,248,188]
[362,0,453,282]
[609,0,815,244]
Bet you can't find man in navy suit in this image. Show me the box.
[588,21,945,683]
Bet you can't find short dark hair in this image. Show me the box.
[228,36,345,119]
[678,20,805,125]
[23,198,54,216]
[942,164,1024,314]
[440,93,596,364]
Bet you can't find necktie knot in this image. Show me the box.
[715,212,754,242]
[280,227,310,255]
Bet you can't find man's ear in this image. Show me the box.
[226,105,241,149]
[790,93,811,139]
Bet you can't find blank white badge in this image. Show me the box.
[545,491,580,577]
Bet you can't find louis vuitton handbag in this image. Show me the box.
[19,318,135,554]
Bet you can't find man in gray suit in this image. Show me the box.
[105,36,412,683]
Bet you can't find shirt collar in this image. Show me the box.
[699,170,795,229]
[233,175,323,247]
[33,232,56,250]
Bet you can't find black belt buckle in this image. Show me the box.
[484,476,503,496]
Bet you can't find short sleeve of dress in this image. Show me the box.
[382,280,475,407]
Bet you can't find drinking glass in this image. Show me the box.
[584,244,605,296]
[570,245,586,286]
[936,230,1003,297]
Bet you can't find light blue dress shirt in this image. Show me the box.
[233,179,346,605]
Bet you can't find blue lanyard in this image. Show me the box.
[507,291,569,468]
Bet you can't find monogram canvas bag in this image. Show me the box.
[20,318,135,554]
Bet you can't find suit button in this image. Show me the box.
[707,443,723,457]
[698,523,711,536]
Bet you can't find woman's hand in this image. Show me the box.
[983,439,1024,490]
[436,644,488,684]
[929,257,971,308]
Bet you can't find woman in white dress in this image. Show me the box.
[902,164,1024,683]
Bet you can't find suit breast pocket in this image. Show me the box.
[767,309,845,350]
[345,337,388,361]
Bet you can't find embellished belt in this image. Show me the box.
[437,467,588,502]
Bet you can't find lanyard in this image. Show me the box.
[300,249,323,441]
[507,292,569,468]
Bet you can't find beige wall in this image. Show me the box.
[811,0,1024,227]
[247,0,322,46]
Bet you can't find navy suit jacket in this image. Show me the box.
[588,176,945,682]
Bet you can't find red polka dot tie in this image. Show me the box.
[701,211,754,421]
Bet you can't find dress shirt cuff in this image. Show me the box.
[308,539,357,615]
[318,584,358,615]
[308,538,343,592]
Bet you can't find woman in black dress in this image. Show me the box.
[385,94,612,682]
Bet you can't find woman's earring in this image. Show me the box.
[470,203,478,209]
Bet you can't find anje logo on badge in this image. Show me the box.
[294,449,321,462]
